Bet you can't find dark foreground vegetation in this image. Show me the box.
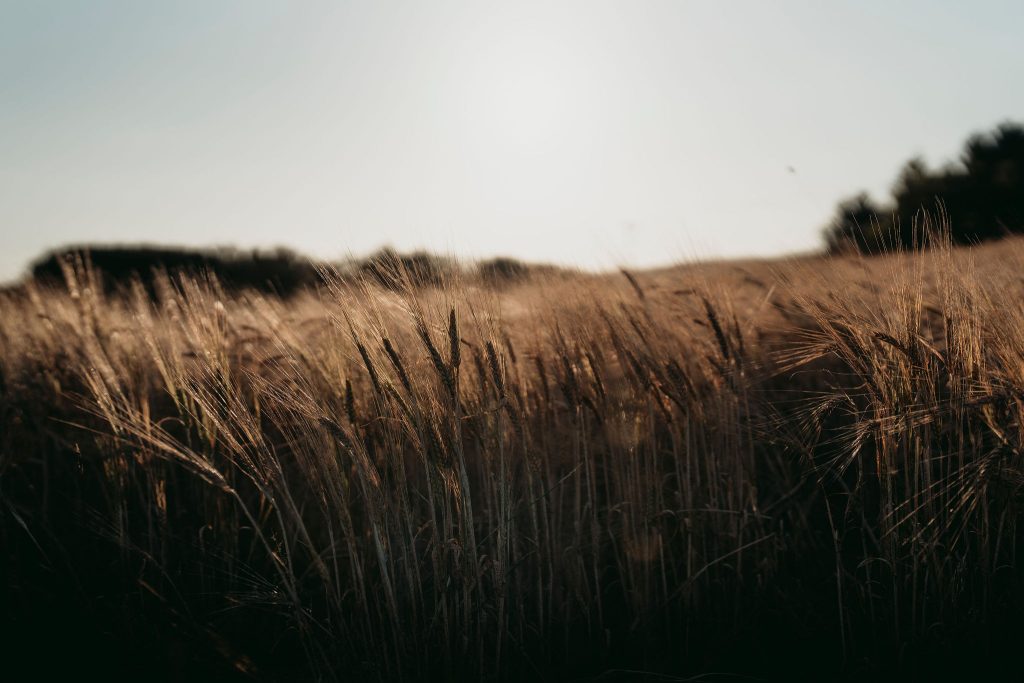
[3,233,1024,681]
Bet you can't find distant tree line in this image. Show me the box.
[824,122,1024,253]
[30,246,323,297]
[26,245,542,297]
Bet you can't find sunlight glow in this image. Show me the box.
[1,1,1022,280]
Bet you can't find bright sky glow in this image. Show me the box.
[2,1,1023,280]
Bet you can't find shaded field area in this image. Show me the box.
[3,238,1024,680]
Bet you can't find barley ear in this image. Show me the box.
[345,378,356,424]
[485,340,505,397]
[448,308,461,371]
[382,337,413,394]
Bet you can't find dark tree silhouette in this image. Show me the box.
[823,192,891,254]
[825,122,1024,253]
[29,246,323,297]
[26,245,472,297]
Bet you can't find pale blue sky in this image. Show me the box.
[2,1,1022,281]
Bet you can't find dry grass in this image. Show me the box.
[3,236,1024,679]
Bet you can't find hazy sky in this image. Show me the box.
[2,1,1023,281]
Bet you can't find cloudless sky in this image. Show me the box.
[2,1,1023,281]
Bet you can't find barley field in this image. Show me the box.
[3,238,1024,680]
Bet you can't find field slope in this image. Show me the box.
[3,239,1024,680]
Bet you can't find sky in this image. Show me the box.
[2,1,1023,281]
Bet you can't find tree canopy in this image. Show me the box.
[825,122,1024,253]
